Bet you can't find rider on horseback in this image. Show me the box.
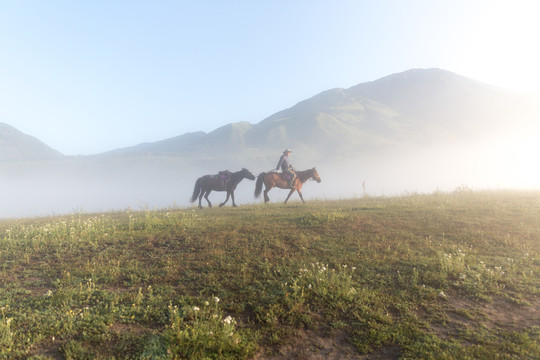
[276,148,296,188]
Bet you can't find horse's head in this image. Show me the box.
[311,167,322,183]
[242,168,256,181]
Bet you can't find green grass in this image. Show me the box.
[0,191,538,359]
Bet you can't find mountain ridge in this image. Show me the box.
[0,123,64,162]
[100,68,537,166]
[2,68,539,164]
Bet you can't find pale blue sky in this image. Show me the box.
[1,0,538,155]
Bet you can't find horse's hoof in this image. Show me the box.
[219,203,224,207]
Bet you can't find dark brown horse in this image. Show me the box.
[191,168,256,208]
[254,168,321,204]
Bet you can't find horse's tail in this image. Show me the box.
[191,177,202,202]
[254,173,265,198]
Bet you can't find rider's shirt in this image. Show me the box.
[276,154,290,172]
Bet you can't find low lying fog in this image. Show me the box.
[321,134,540,198]
[0,134,539,219]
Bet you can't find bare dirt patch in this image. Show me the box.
[482,297,539,330]
[429,293,539,341]
[254,329,400,360]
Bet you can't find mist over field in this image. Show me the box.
[0,69,539,218]
[0,158,195,218]
[1,136,538,218]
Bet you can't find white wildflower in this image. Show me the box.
[193,306,200,312]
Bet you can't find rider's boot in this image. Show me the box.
[288,176,296,188]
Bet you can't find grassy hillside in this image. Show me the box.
[0,191,538,359]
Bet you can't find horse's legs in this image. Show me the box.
[263,186,271,204]
[204,190,212,208]
[230,191,237,207]
[198,192,204,208]
[297,189,305,203]
[284,188,296,204]
[219,191,230,207]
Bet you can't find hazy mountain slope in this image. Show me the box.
[106,68,539,163]
[250,68,539,153]
[349,68,538,139]
[244,88,414,155]
[0,123,63,161]
[106,131,207,156]
[106,122,255,156]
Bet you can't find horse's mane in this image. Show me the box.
[296,168,315,181]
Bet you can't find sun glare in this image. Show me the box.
[457,1,540,93]
[477,132,540,189]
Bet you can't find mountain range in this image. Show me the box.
[3,68,539,165]
[102,68,538,165]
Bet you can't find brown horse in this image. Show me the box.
[191,168,256,208]
[254,168,321,204]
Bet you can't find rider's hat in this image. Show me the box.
[283,148,292,153]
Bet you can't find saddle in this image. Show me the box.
[279,167,296,179]
[218,170,232,186]
[280,169,296,188]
